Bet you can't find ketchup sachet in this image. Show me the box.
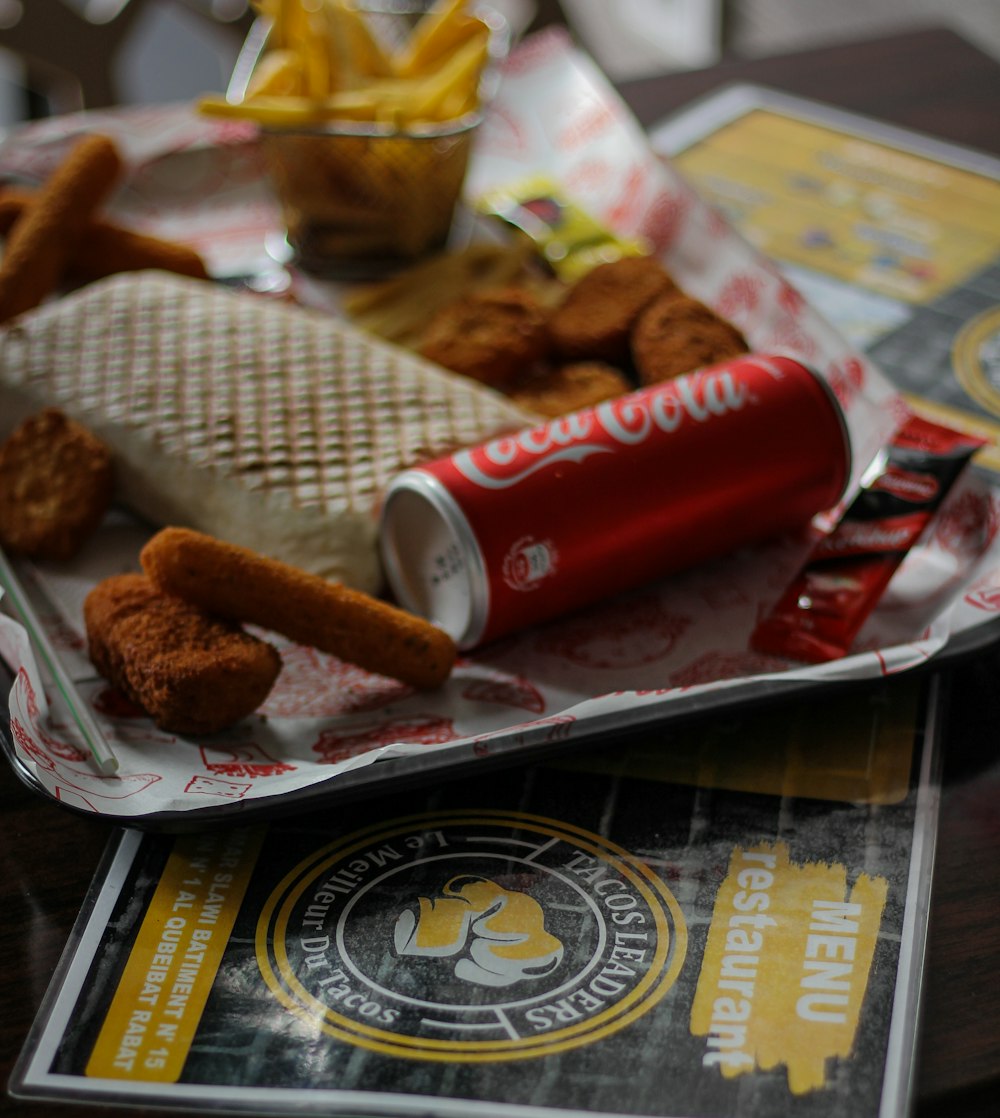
[750,414,986,663]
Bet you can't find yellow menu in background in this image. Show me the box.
[674,109,1000,305]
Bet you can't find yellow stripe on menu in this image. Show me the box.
[674,108,1000,303]
[690,842,888,1094]
[86,827,266,1082]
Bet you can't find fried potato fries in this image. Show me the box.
[343,240,550,346]
[199,0,496,129]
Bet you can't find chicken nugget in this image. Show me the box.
[548,255,679,365]
[141,527,456,690]
[418,287,550,387]
[84,572,281,735]
[507,361,631,417]
[0,408,113,560]
[631,294,749,385]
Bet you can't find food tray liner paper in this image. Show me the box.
[2,30,1000,821]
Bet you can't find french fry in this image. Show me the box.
[409,29,488,120]
[396,0,468,77]
[301,6,332,98]
[343,242,537,345]
[198,93,328,127]
[324,0,396,81]
[200,82,427,126]
[203,0,493,129]
[275,0,310,51]
[325,85,412,118]
[244,48,303,98]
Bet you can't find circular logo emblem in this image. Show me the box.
[953,304,1000,417]
[257,810,686,1061]
[502,536,558,592]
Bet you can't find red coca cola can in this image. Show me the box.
[379,354,850,649]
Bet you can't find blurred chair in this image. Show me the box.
[0,0,252,122]
[0,43,85,126]
[558,0,723,78]
[1,0,145,112]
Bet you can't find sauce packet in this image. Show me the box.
[476,174,648,279]
[750,414,987,663]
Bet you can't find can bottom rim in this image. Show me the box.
[379,472,488,649]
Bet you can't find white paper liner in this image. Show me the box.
[2,29,999,820]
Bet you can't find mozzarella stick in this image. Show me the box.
[141,527,457,690]
[0,189,209,282]
[0,133,123,323]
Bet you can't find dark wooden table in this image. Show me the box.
[2,24,999,1118]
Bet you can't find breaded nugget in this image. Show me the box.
[418,287,550,387]
[84,573,281,735]
[631,294,749,385]
[548,255,679,364]
[141,527,456,690]
[0,408,113,560]
[507,361,631,417]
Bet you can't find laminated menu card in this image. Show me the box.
[12,673,939,1118]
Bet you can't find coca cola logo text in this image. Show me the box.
[451,366,753,490]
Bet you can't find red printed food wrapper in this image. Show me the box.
[1,31,999,822]
[466,28,901,497]
[751,415,988,662]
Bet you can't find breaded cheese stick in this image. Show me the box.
[0,188,209,282]
[84,573,281,735]
[141,527,457,690]
[0,133,123,323]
